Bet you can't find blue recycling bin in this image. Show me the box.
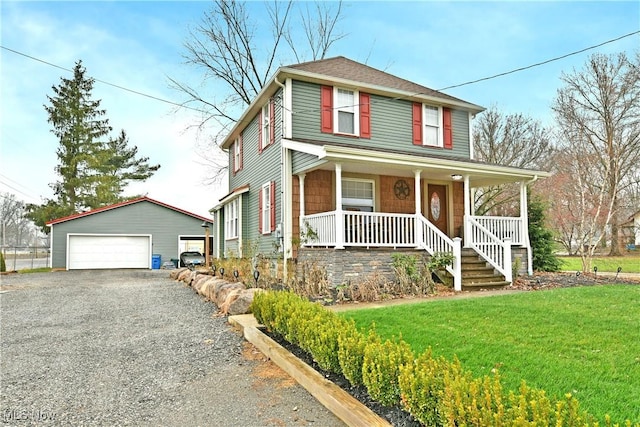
[151,254,162,269]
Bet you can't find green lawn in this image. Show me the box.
[340,285,640,423]
[559,255,640,273]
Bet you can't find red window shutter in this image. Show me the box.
[321,86,333,133]
[269,98,275,145]
[270,181,276,232]
[258,189,263,234]
[258,110,263,153]
[443,107,453,149]
[412,103,422,145]
[359,93,371,138]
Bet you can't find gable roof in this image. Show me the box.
[222,56,484,149]
[285,56,467,105]
[46,196,213,226]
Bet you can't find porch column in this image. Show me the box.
[413,170,422,215]
[298,173,306,249]
[464,175,472,247]
[298,173,306,225]
[215,209,221,259]
[520,181,533,275]
[335,163,344,249]
[414,170,422,248]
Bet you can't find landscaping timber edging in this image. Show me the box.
[228,314,392,427]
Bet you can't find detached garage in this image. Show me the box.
[47,197,213,270]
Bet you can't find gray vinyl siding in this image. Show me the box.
[291,80,471,159]
[224,89,283,256]
[292,151,326,174]
[450,109,470,158]
[50,201,208,268]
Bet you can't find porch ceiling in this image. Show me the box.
[285,139,551,187]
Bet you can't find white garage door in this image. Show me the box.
[68,235,151,269]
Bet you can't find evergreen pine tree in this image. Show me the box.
[528,190,561,272]
[26,61,160,233]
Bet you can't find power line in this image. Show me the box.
[283,29,640,117]
[437,30,640,91]
[0,45,207,114]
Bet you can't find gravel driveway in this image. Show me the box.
[0,270,343,426]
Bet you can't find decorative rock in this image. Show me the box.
[218,289,243,315]
[192,274,210,291]
[227,288,265,315]
[199,278,218,300]
[177,269,192,283]
[170,268,188,280]
[169,271,259,315]
[215,282,246,307]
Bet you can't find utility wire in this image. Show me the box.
[1,45,207,114]
[437,30,640,91]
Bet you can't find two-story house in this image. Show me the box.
[211,56,549,291]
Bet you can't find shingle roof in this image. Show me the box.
[285,56,468,105]
[46,196,212,226]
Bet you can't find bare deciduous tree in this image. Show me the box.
[170,0,346,184]
[472,106,554,215]
[0,193,34,247]
[537,147,614,272]
[553,51,640,256]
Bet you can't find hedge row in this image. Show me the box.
[251,291,637,427]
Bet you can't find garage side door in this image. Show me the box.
[68,235,151,269]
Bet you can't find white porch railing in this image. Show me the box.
[470,216,523,245]
[416,215,462,291]
[302,211,462,290]
[301,211,336,246]
[467,216,512,283]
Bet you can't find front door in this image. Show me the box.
[427,184,448,235]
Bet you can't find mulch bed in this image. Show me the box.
[511,271,640,290]
[265,330,421,427]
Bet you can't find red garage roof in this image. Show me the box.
[46,196,213,226]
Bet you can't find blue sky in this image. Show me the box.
[1,1,638,218]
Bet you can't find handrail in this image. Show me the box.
[416,215,461,291]
[467,216,512,283]
[470,216,523,245]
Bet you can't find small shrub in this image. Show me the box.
[512,256,522,279]
[304,313,345,373]
[391,253,424,288]
[362,334,414,407]
[399,350,449,426]
[439,361,505,426]
[337,321,368,386]
[288,261,331,299]
[0,251,6,272]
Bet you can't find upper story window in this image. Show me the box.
[423,105,443,147]
[412,103,453,149]
[232,136,242,174]
[335,88,359,135]
[225,198,238,239]
[259,98,275,153]
[321,86,371,138]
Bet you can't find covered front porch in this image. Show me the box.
[292,159,541,291]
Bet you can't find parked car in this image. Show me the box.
[179,251,205,268]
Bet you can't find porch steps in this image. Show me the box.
[459,249,510,291]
